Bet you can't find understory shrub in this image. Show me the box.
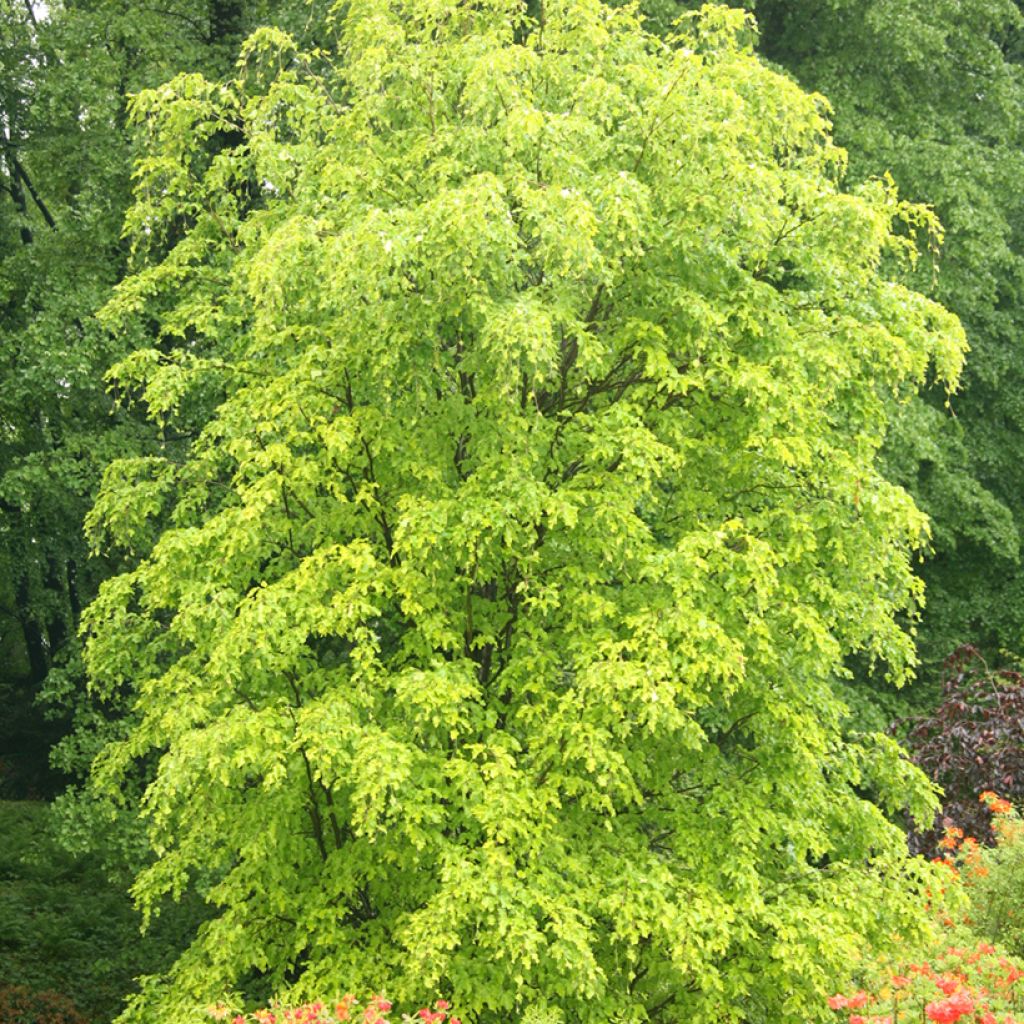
[0,801,206,1022]
[0,985,88,1024]
[899,647,1024,854]
[945,795,1024,959]
[828,795,1024,1024]
[827,941,1024,1024]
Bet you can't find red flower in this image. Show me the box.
[828,996,847,1010]
[846,992,870,1009]
[951,993,974,1018]
[980,792,1013,814]
[926,1002,957,1024]
[926,990,975,1024]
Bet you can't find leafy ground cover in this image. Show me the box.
[0,801,203,1023]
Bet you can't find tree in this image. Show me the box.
[741,0,1024,674]
[84,2,964,1021]
[0,0,325,796]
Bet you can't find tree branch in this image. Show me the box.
[12,154,56,229]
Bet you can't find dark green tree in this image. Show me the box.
[0,0,323,796]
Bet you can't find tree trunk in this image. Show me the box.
[15,574,48,684]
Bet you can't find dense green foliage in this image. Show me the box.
[0,801,205,1022]
[68,1,972,1020]
[0,0,226,794]
[613,0,1024,683]
[749,0,1024,672]
[0,0,324,796]
[6,1,1024,1022]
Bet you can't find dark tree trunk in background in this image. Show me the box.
[15,575,48,685]
[3,140,34,245]
[45,557,68,656]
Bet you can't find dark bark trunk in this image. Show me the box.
[15,575,48,684]
[45,557,68,656]
[4,142,34,245]
[12,153,55,229]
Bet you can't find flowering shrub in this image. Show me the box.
[828,795,1024,1024]
[207,995,459,1024]
[827,940,1024,1024]
[0,985,88,1024]
[951,795,1024,956]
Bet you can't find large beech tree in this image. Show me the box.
[85,2,964,1021]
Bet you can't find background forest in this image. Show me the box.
[5,0,1024,1023]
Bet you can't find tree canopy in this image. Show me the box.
[748,0,1024,673]
[0,0,322,795]
[76,2,966,1021]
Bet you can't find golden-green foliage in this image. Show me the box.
[82,3,966,1022]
